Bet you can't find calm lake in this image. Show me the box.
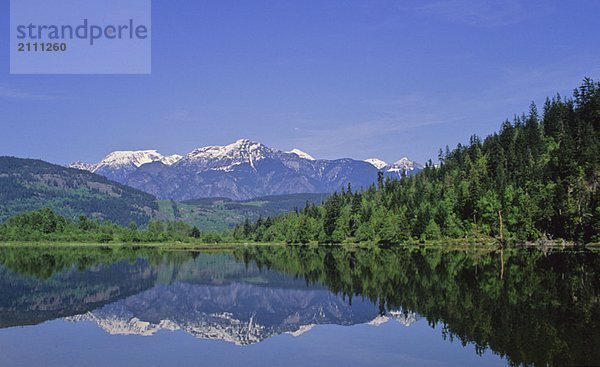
[0,245,597,366]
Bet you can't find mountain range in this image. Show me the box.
[71,139,422,201]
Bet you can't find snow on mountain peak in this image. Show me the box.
[364,158,388,170]
[186,139,272,163]
[364,157,422,175]
[70,161,96,171]
[68,140,423,190]
[161,154,183,166]
[101,150,164,167]
[99,150,184,169]
[394,157,412,165]
[387,157,421,173]
[70,150,181,173]
[288,149,316,161]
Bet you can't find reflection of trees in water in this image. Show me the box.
[0,245,597,365]
[235,246,600,367]
[0,246,195,328]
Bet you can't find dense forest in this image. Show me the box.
[234,79,600,244]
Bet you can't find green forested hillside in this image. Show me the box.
[0,157,158,225]
[235,79,600,244]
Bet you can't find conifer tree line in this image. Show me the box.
[234,79,600,244]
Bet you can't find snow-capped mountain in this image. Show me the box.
[79,150,182,172]
[176,139,277,173]
[160,154,183,166]
[288,148,316,161]
[70,139,421,201]
[364,157,423,177]
[364,158,388,170]
[386,157,423,174]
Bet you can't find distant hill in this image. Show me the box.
[157,193,330,231]
[0,157,158,225]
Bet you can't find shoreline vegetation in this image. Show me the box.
[0,239,598,250]
[1,207,597,248]
[1,79,599,247]
[1,206,596,248]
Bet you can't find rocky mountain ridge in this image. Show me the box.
[70,139,421,201]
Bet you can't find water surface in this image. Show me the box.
[0,245,597,366]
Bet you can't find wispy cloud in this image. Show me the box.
[293,118,449,156]
[286,97,463,160]
[284,64,598,161]
[475,63,600,108]
[398,0,550,27]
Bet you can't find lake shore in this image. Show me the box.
[0,239,596,251]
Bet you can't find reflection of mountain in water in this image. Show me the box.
[67,280,418,345]
[0,258,157,328]
[0,249,419,345]
[3,246,596,365]
[367,311,419,327]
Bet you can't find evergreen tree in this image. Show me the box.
[235,79,600,244]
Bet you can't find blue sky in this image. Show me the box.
[1,0,600,165]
